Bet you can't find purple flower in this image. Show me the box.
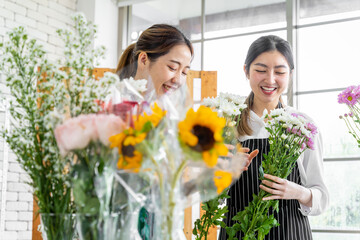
[338,85,360,105]
[306,122,318,135]
[349,112,354,117]
[306,137,315,150]
[301,142,306,150]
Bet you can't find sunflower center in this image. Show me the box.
[122,144,135,157]
[191,125,215,151]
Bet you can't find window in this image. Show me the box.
[126,0,360,238]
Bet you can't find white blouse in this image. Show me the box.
[238,106,329,216]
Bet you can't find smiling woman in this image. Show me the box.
[116,24,193,96]
[115,23,194,240]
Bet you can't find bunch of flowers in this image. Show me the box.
[202,93,247,144]
[0,13,118,239]
[108,95,247,240]
[55,114,125,239]
[226,108,318,240]
[338,85,360,148]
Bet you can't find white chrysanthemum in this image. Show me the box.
[127,77,147,92]
[219,92,247,106]
[269,108,285,118]
[202,97,220,108]
[220,98,240,116]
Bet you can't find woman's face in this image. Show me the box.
[246,50,291,108]
[144,44,192,96]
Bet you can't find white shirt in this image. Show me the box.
[238,106,329,216]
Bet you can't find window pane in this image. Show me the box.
[309,161,360,231]
[204,0,286,39]
[131,0,201,41]
[203,31,286,96]
[298,20,360,92]
[191,42,201,71]
[313,232,360,240]
[299,0,360,24]
[297,91,360,158]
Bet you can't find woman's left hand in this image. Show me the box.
[260,174,312,207]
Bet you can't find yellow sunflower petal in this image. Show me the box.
[109,133,126,149]
[215,143,229,156]
[135,133,147,144]
[214,170,232,194]
[180,131,198,146]
[117,156,125,169]
[202,151,218,167]
[123,136,137,146]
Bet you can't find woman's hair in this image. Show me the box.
[238,35,294,137]
[116,24,194,79]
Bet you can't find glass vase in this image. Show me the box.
[40,213,76,240]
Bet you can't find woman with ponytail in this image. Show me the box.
[116,24,193,240]
[219,35,329,240]
[116,24,193,97]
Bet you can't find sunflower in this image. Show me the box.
[134,102,167,132]
[213,170,232,194]
[109,128,147,173]
[178,106,228,167]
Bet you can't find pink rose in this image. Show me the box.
[55,114,97,156]
[93,114,125,146]
[55,114,125,156]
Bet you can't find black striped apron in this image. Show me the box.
[219,138,312,240]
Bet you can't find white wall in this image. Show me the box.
[0,1,77,239]
[94,0,119,68]
[77,0,119,68]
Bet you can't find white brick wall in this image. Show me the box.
[0,1,77,239]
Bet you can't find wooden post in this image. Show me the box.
[184,70,218,240]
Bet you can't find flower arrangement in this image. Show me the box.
[338,85,360,148]
[106,92,247,240]
[191,93,247,239]
[55,114,125,239]
[0,13,118,239]
[226,108,318,240]
[202,93,247,144]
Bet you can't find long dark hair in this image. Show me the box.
[238,35,294,137]
[116,24,194,79]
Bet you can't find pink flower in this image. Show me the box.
[306,137,315,150]
[55,114,125,156]
[93,114,125,146]
[306,122,318,135]
[338,85,359,105]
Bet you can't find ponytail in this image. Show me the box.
[116,43,137,79]
[237,91,254,137]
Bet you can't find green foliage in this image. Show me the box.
[0,13,117,240]
[193,190,229,240]
[0,26,74,239]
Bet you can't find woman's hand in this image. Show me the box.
[224,145,258,171]
[239,147,259,171]
[260,173,312,207]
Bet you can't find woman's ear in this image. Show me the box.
[137,51,149,68]
[244,64,249,79]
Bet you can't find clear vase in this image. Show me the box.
[76,213,122,240]
[39,213,76,240]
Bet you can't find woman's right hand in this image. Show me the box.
[225,145,258,171]
[239,147,259,171]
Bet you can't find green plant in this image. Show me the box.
[193,190,230,240]
[0,13,117,239]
